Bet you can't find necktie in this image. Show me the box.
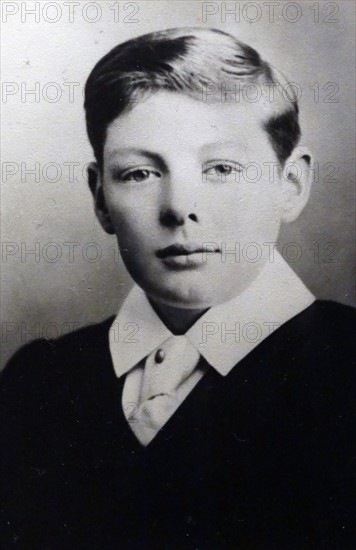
[129,335,200,445]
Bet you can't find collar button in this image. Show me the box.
[154,349,165,363]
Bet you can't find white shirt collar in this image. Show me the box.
[109,252,315,378]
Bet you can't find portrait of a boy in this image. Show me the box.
[1,25,355,549]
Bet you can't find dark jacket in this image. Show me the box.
[1,301,355,549]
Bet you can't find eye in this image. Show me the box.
[203,161,243,182]
[208,164,234,175]
[117,168,161,183]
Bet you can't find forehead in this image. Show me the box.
[105,91,274,160]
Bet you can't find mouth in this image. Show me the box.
[156,243,220,268]
[156,243,220,259]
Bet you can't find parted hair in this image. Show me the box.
[84,27,300,167]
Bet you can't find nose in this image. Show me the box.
[159,171,199,228]
[160,209,198,227]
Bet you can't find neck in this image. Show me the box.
[148,298,209,335]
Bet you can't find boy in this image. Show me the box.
[1,28,355,549]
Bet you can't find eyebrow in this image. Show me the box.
[200,140,249,155]
[108,141,248,159]
[200,140,247,149]
[107,149,168,171]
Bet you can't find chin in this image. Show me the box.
[146,280,215,310]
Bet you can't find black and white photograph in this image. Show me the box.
[1,1,355,548]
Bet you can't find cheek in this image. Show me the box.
[106,196,136,227]
[216,189,281,238]
[106,188,158,227]
[110,207,156,254]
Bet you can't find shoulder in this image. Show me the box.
[265,300,356,406]
[0,316,115,397]
[278,299,355,352]
[300,299,356,326]
[234,299,356,402]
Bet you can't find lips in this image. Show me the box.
[156,243,220,259]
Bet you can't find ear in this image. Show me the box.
[279,146,313,223]
[87,162,115,234]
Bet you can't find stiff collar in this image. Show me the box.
[109,252,315,378]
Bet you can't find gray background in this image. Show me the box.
[1,0,355,368]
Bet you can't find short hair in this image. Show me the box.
[84,27,300,168]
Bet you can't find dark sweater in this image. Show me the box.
[1,300,355,549]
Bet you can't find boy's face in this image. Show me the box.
[98,92,301,309]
